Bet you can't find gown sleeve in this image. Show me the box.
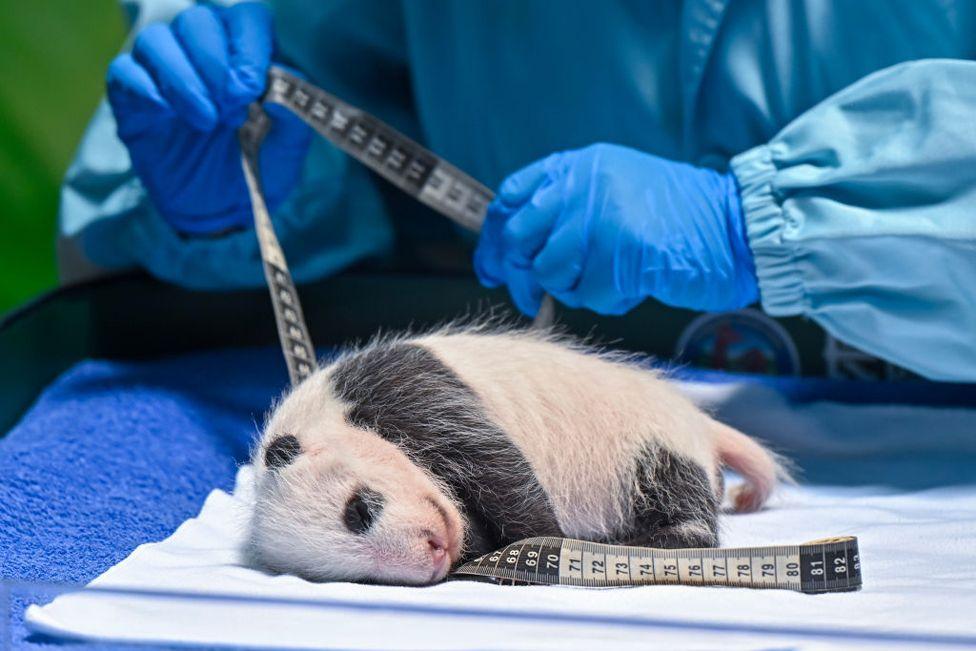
[730,59,976,381]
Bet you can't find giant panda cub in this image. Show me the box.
[247,324,788,585]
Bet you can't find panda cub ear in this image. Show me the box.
[264,434,302,469]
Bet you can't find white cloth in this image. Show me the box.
[25,385,976,650]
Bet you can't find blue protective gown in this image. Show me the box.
[59,0,976,380]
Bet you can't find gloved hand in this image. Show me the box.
[106,2,311,235]
[474,143,759,316]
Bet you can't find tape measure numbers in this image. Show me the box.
[454,536,862,594]
[238,71,862,594]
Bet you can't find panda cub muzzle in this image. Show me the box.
[248,403,465,585]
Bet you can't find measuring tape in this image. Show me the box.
[238,70,860,593]
[453,536,861,594]
[239,106,316,385]
[263,67,493,232]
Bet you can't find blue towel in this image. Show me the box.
[1,347,290,650]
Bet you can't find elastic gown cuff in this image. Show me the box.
[729,144,805,317]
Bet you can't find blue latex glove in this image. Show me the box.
[106,2,311,235]
[475,144,759,316]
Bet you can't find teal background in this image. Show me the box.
[0,0,125,315]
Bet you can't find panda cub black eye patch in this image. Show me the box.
[343,488,384,535]
[264,434,302,469]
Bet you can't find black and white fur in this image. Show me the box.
[247,324,787,585]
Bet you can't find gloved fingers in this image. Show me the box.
[496,152,561,208]
[479,152,564,289]
[473,201,510,288]
[574,257,646,315]
[500,180,563,268]
[106,53,174,138]
[131,22,218,131]
[263,102,313,149]
[260,106,313,207]
[549,250,645,315]
[221,2,273,101]
[172,5,236,118]
[531,210,587,294]
[477,194,548,316]
[502,259,544,317]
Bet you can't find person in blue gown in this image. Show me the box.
[59,0,976,380]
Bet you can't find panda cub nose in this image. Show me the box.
[343,488,384,534]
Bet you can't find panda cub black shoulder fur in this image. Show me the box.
[247,325,787,585]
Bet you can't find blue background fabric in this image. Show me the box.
[0,348,287,649]
[3,347,976,648]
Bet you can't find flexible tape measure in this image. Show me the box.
[237,72,861,593]
[239,107,316,386]
[453,536,862,594]
[262,67,492,233]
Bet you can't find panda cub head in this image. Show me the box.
[246,370,465,585]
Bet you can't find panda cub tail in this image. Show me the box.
[712,420,793,513]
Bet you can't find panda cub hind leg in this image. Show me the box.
[620,445,719,549]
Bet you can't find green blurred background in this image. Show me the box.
[0,1,125,315]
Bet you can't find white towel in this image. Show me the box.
[25,385,976,650]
